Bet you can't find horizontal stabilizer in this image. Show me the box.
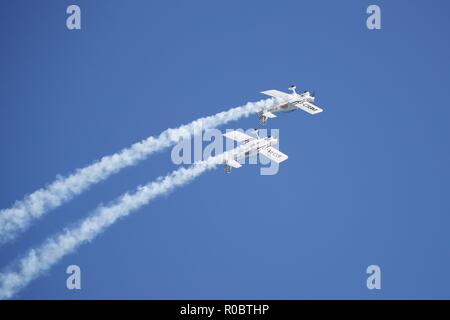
[259,147,288,164]
[296,101,323,115]
[263,111,277,119]
[226,159,242,168]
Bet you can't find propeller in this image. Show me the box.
[311,90,316,98]
[253,128,260,139]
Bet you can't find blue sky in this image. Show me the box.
[1,0,450,299]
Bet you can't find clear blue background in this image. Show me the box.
[1,0,450,299]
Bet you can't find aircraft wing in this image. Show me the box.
[223,130,255,142]
[296,101,323,115]
[261,89,292,100]
[259,146,288,163]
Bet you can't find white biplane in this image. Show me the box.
[222,130,288,173]
[259,85,323,125]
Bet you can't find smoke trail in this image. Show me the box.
[0,152,232,299]
[0,97,280,245]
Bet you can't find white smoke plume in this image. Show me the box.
[0,152,233,299]
[0,97,279,245]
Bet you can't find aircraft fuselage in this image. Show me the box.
[231,137,276,161]
[267,92,315,114]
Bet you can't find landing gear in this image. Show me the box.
[258,111,267,126]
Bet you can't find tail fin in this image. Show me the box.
[288,85,297,95]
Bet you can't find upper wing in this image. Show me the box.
[296,101,323,115]
[261,89,292,100]
[223,130,255,142]
[259,146,288,163]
